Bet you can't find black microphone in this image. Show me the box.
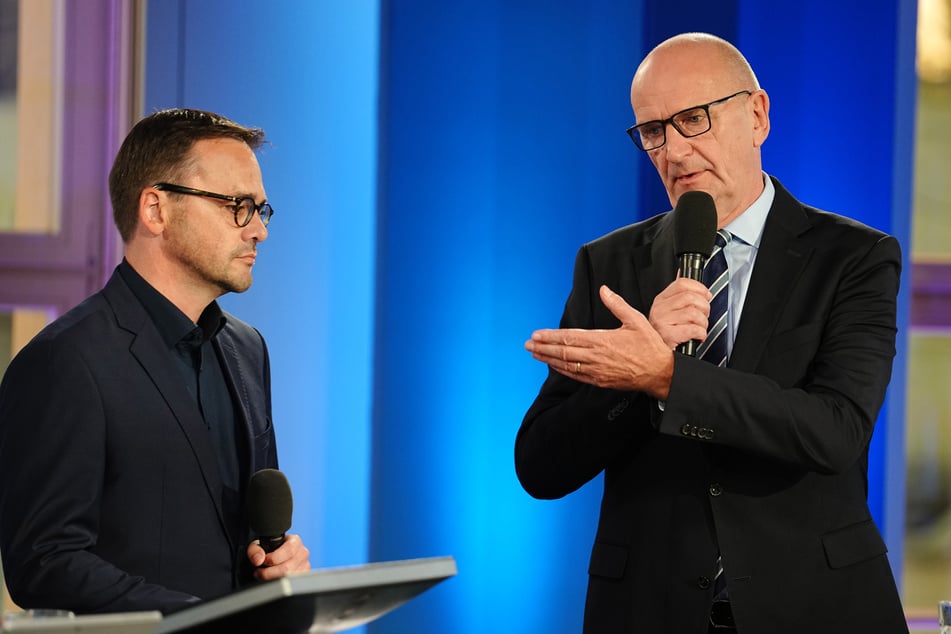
[672,190,718,356]
[248,468,293,554]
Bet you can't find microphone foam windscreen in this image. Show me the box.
[672,190,718,257]
[248,468,293,537]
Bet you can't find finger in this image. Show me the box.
[269,534,303,566]
[559,359,582,375]
[528,330,596,357]
[265,538,310,574]
[252,538,308,579]
[530,328,586,345]
[660,278,713,305]
[599,285,645,326]
[530,349,569,369]
[246,540,266,567]
[549,360,588,382]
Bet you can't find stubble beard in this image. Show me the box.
[166,220,254,297]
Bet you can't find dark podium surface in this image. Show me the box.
[1,611,161,633]
[156,556,457,634]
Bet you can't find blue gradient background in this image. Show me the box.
[145,1,916,631]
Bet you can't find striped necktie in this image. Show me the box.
[699,229,732,600]
[697,230,732,367]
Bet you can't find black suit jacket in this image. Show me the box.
[516,178,907,633]
[0,268,278,614]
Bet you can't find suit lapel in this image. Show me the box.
[729,179,813,372]
[635,211,678,312]
[102,273,231,547]
[214,328,259,476]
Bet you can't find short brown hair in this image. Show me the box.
[108,108,266,241]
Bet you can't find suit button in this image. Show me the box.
[709,483,722,497]
[697,576,711,589]
[607,398,630,421]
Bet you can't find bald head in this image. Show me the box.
[631,33,759,109]
[632,33,759,107]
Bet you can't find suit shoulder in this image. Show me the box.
[23,292,115,350]
[583,211,669,254]
[801,205,900,259]
[1,292,117,386]
[804,205,889,238]
[769,178,899,258]
[219,311,266,348]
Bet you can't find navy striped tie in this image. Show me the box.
[697,230,731,367]
[700,230,732,600]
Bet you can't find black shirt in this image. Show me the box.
[117,260,243,494]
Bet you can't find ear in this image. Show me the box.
[137,188,167,237]
[750,89,770,148]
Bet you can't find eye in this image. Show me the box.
[676,109,708,130]
[226,198,257,225]
[640,123,664,139]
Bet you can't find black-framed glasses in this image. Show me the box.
[153,183,274,227]
[626,90,752,152]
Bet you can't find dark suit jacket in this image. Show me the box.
[0,268,278,614]
[515,178,907,634]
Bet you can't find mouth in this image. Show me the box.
[237,252,257,265]
[674,170,703,184]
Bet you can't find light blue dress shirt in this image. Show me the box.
[719,173,774,356]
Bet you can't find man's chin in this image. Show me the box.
[219,276,253,295]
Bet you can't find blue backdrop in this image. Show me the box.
[145,0,380,572]
[144,1,916,631]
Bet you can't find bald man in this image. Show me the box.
[517,33,907,634]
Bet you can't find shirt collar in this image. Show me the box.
[724,172,774,248]
[118,259,226,349]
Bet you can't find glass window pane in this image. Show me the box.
[0,307,50,377]
[904,334,951,611]
[0,0,62,235]
[912,79,951,259]
[0,0,17,230]
[905,0,951,618]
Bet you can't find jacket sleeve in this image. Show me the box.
[515,244,656,500]
[659,233,901,474]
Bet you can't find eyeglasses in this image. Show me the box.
[626,90,752,152]
[153,183,274,227]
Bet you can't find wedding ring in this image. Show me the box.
[575,361,582,373]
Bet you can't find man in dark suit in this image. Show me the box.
[0,108,310,614]
[516,33,907,633]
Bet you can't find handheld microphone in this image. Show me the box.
[247,468,293,554]
[672,191,718,356]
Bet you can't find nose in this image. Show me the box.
[662,122,693,160]
[244,211,269,242]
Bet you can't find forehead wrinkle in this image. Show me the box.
[632,59,743,124]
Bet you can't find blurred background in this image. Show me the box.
[0,0,947,631]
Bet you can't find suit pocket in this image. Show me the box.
[252,415,273,438]
[821,519,887,569]
[588,541,628,579]
[251,416,273,458]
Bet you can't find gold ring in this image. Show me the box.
[575,361,582,373]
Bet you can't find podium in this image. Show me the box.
[156,556,457,634]
[0,557,455,634]
[1,611,161,633]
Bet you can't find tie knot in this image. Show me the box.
[715,230,732,249]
